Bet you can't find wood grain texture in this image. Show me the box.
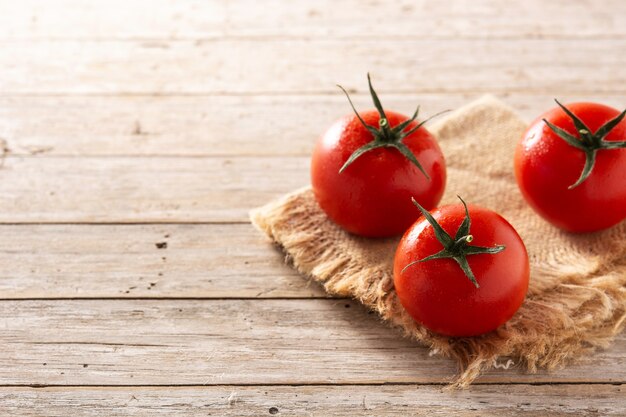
[0,385,623,416]
[1,94,624,157]
[1,0,624,411]
[0,300,624,385]
[2,0,625,40]
[0,156,308,223]
[0,224,323,298]
[1,40,625,95]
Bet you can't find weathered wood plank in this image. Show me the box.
[0,300,623,385]
[1,94,624,157]
[0,224,323,298]
[1,40,624,94]
[2,0,625,40]
[0,156,308,223]
[0,385,623,416]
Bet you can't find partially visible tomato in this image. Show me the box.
[393,198,529,337]
[311,75,446,237]
[515,101,626,232]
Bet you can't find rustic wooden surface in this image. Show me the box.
[0,0,624,415]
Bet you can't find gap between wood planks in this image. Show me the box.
[2,90,626,98]
[0,297,336,301]
[4,35,626,42]
[1,382,623,388]
[0,221,251,225]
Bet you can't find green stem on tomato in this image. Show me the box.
[544,99,626,189]
[337,73,449,175]
[401,196,506,289]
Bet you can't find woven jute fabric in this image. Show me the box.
[250,96,626,387]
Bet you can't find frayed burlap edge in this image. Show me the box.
[251,189,626,387]
[249,97,626,388]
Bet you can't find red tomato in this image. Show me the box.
[311,77,446,237]
[515,101,626,232]
[393,200,529,337]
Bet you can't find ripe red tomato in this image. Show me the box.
[515,101,626,232]
[311,76,446,237]
[393,199,529,337]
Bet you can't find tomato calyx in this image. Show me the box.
[543,99,626,189]
[337,73,448,176]
[401,196,506,288]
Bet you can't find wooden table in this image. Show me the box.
[1,1,624,415]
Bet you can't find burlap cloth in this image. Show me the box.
[250,96,626,387]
